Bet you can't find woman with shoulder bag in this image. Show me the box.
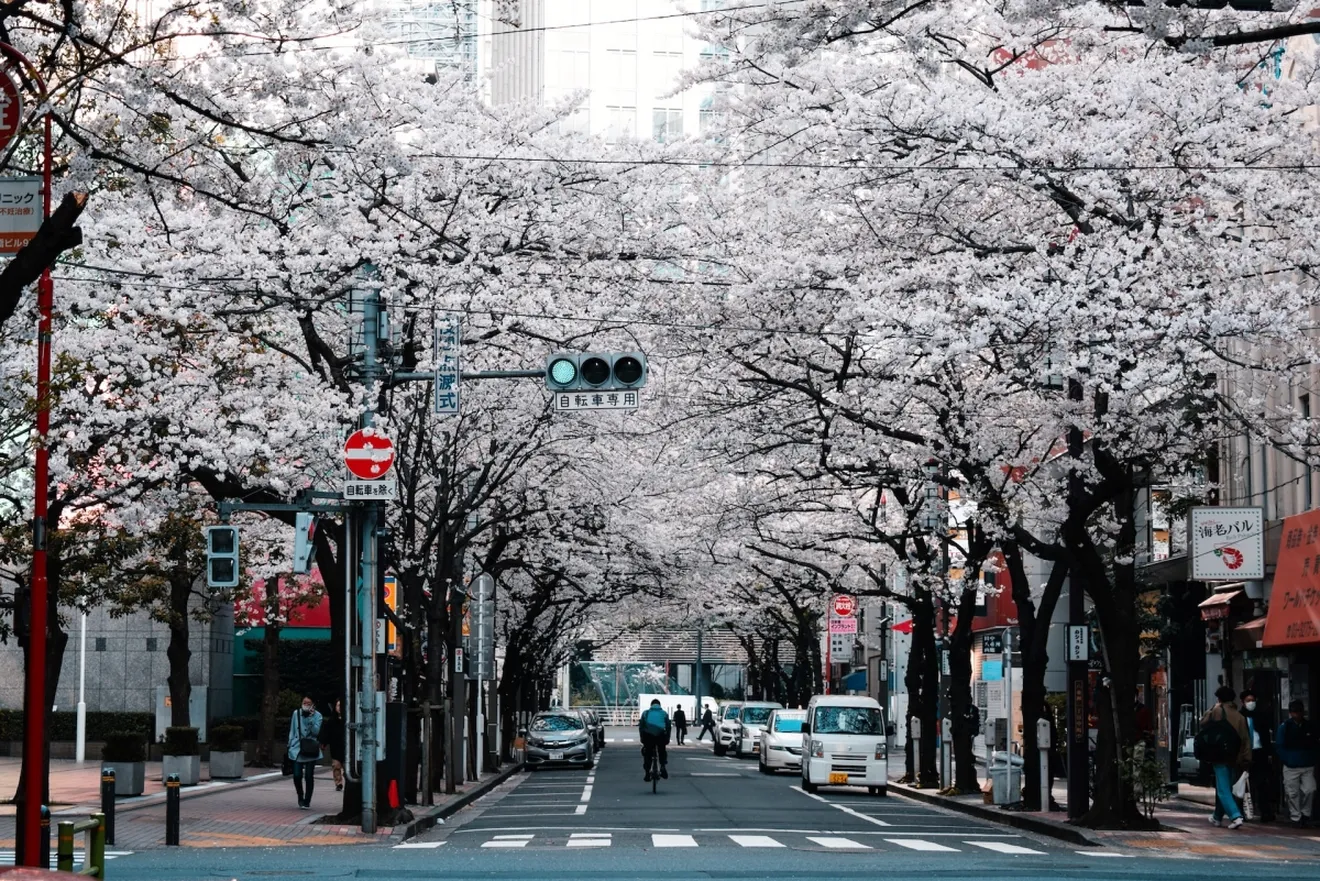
[287,695,323,809]
[1198,685,1250,830]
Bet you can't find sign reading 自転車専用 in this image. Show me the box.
[1188,506,1264,580]
[1263,508,1320,648]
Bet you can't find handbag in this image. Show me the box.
[1231,771,1248,800]
[295,711,320,760]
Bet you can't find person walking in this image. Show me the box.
[697,707,717,743]
[1199,685,1250,829]
[1239,688,1276,822]
[319,697,346,792]
[673,706,688,745]
[288,695,323,809]
[1276,699,1317,828]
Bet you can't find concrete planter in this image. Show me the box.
[162,754,201,786]
[208,750,245,779]
[106,761,145,796]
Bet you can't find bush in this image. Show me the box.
[0,710,154,742]
[211,716,261,739]
[101,732,146,763]
[209,725,244,752]
[163,726,200,756]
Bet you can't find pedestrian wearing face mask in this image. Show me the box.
[288,696,323,809]
[1239,689,1276,822]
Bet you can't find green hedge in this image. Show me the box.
[0,710,154,742]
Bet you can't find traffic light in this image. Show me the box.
[292,513,316,575]
[545,352,648,390]
[205,525,240,589]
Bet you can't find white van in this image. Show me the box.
[800,695,888,796]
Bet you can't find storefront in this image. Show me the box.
[1260,508,1320,718]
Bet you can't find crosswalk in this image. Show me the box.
[0,850,133,867]
[396,832,1049,853]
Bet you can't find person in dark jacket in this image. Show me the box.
[1276,700,1317,827]
[319,698,346,792]
[1201,685,1250,829]
[697,707,717,742]
[1239,689,1275,822]
[673,706,688,745]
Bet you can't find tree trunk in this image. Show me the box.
[948,586,980,793]
[167,575,193,728]
[257,621,282,765]
[909,594,940,787]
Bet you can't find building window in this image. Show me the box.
[653,51,684,98]
[146,637,158,652]
[653,108,683,141]
[603,49,637,106]
[605,105,636,141]
[95,637,106,652]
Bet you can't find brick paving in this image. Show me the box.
[0,756,505,850]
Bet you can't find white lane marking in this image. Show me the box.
[807,836,872,849]
[567,833,612,848]
[887,838,959,852]
[789,786,891,826]
[692,772,741,777]
[575,804,588,815]
[1077,851,1136,858]
[581,785,593,801]
[491,834,534,840]
[394,841,446,849]
[729,835,785,848]
[967,841,1046,855]
[652,834,699,847]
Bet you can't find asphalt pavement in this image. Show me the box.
[64,729,1320,880]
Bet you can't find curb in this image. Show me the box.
[52,769,288,818]
[888,782,1101,847]
[394,762,524,843]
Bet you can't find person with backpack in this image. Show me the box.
[1198,685,1251,829]
[638,698,672,782]
[1276,699,1317,828]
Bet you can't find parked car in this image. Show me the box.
[524,711,594,770]
[581,709,605,750]
[714,702,743,756]
[1178,735,1200,779]
[731,701,784,758]
[759,708,808,773]
[800,694,888,796]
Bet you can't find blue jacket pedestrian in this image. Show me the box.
[287,696,323,809]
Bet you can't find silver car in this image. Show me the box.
[524,711,594,770]
[759,709,808,773]
[732,702,783,759]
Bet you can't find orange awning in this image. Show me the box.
[1263,508,1320,648]
[1233,617,1268,652]
[1199,590,1242,621]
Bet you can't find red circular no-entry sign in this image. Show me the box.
[833,595,856,617]
[0,67,23,153]
[344,428,395,479]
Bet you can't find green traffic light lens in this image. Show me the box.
[549,358,578,386]
[580,356,610,386]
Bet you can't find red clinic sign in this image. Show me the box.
[0,66,22,153]
[343,428,395,479]
[833,595,856,617]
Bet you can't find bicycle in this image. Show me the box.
[643,742,659,793]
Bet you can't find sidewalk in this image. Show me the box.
[889,773,1320,861]
[0,757,519,850]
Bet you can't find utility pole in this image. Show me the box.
[1066,376,1089,820]
[355,281,383,834]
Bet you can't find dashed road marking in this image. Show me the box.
[807,836,872,849]
[887,838,959,852]
[729,834,785,848]
[652,833,699,847]
[967,841,1046,855]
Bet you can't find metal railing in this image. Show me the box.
[571,705,638,726]
[57,812,106,877]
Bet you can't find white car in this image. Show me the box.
[731,702,782,759]
[759,709,808,773]
[800,695,888,796]
[714,702,743,756]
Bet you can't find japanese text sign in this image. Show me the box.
[1264,508,1320,647]
[1189,506,1264,580]
[434,316,460,416]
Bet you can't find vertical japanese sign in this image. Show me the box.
[0,177,40,255]
[1188,506,1264,580]
[434,316,460,416]
[1263,508,1320,647]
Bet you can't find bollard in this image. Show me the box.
[89,812,106,877]
[38,805,50,869]
[56,820,74,873]
[165,773,181,846]
[101,767,116,845]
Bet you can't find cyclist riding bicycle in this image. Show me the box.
[639,699,672,782]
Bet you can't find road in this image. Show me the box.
[106,733,1320,879]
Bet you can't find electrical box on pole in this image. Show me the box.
[292,513,316,575]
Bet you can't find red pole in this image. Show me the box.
[7,42,53,867]
[824,601,831,696]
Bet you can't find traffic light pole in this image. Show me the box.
[356,284,383,834]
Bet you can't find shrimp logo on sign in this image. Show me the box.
[343,428,395,479]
